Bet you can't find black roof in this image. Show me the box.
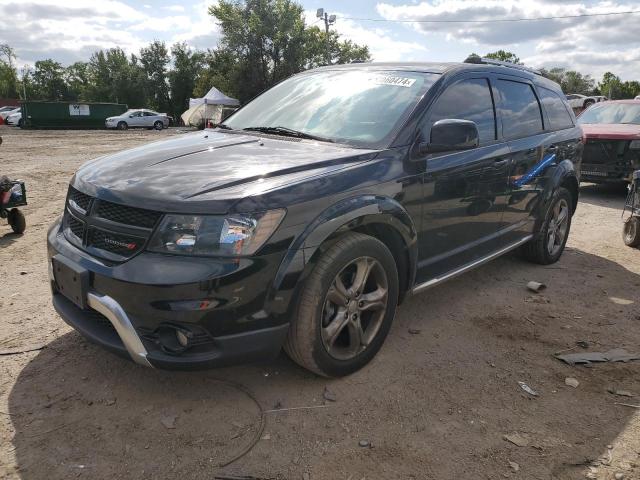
[309,60,562,92]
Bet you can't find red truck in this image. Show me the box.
[577,100,640,183]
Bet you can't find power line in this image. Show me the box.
[341,9,640,24]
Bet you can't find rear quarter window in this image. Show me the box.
[496,79,544,139]
[538,87,574,130]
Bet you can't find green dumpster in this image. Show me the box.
[21,102,128,129]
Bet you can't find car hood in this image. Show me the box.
[73,130,379,214]
[580,123,640,140]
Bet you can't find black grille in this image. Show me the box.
[63,185,161,261]
[89,229,145,256]
[68,186,92,212]
[68,215,84,240]
[95,200,161,229]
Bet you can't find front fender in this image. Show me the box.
[266,195,418,317]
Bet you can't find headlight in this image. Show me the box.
[630,139,640,149]
[147,210,286,256]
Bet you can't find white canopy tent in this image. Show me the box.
[181,87,240,127]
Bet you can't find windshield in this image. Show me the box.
[578,103,640,125]
[224,69,439,148]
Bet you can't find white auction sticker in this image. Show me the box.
[372,76,416,88]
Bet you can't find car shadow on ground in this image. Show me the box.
[6,248,640,479]
[579,182,629,209]
[0,231,21,249]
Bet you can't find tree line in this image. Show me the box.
[2,1,639,119]
[471,50,640,99]
[0,0,370,119]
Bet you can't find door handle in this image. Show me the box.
[493,157,509,166]
[547,144,558,151]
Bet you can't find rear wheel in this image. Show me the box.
[583,99,595,109]
[8,208,25,234]
[117,121,128,130]
[153,120,163,130]
[623,217,640,247]
[521,187,573,264]
[284,232,399,377]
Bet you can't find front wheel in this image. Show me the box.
[153,120,163,130]
[521,187,573,264]
[8,208,25,234]
[623,217,640,247]
[584,99,595,109]
[117,121,128,130]
[284,232,399,377]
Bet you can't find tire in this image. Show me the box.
[153,120,163,131]
[584,99,595,109]
[521,187,573,264]
[117,121,128,130]
[8,208,25,234]
[284,232,399,377]
[623,217,640,247]
[17,118,23,128]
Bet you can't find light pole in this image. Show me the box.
[316,8,336,65]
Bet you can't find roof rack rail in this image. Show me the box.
[463,55,543,76]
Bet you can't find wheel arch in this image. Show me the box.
[269,195,418,314]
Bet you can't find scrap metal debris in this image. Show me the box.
[503,433,529,447]
[607,388,635,397]
[518,381,539,397]
[555,348,640,365]
[527,281,546,293]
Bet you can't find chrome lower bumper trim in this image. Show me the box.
[86,292,153,367]
[412,235,534,294]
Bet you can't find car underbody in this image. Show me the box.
[581,138,640,183]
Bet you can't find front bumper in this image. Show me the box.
[48,219,290,369]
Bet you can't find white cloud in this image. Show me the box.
[303,10,427,61]
[375,0,640,79]
[163,5,185,12]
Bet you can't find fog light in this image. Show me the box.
[156,325,193,354]
[176,330,190,348]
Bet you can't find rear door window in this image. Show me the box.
[538,87,574,130]
[496,79,544,139]
[424,78,496,145]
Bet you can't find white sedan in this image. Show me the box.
[105,109,171,130]
[5,111,22,127]
[565,94,607,110]
[1,107,20,121]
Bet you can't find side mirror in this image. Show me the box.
[129,114,134,118]
[420,119,480,154]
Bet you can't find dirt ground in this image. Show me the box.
[0,126,639,480]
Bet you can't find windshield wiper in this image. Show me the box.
[216,123,233,130]
[242,126,334,143]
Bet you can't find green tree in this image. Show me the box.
[169,42,205,116]
[0,43,19,98]
[304,27,370,68]
[598,72,623,99]
[32,59,68,100]
[140,40,171,112]
[208,0,370,103]
[86,48,148,107]
[65,61,90,100]
[540,67,595,95]
[485,50,521,64]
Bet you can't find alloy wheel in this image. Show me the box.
[547,198,569,256]
[320,257,389,361]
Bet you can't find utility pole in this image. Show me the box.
[316,8,336,65]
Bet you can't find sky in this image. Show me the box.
[1,0,640,81]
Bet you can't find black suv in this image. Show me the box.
[48,60,582,376]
